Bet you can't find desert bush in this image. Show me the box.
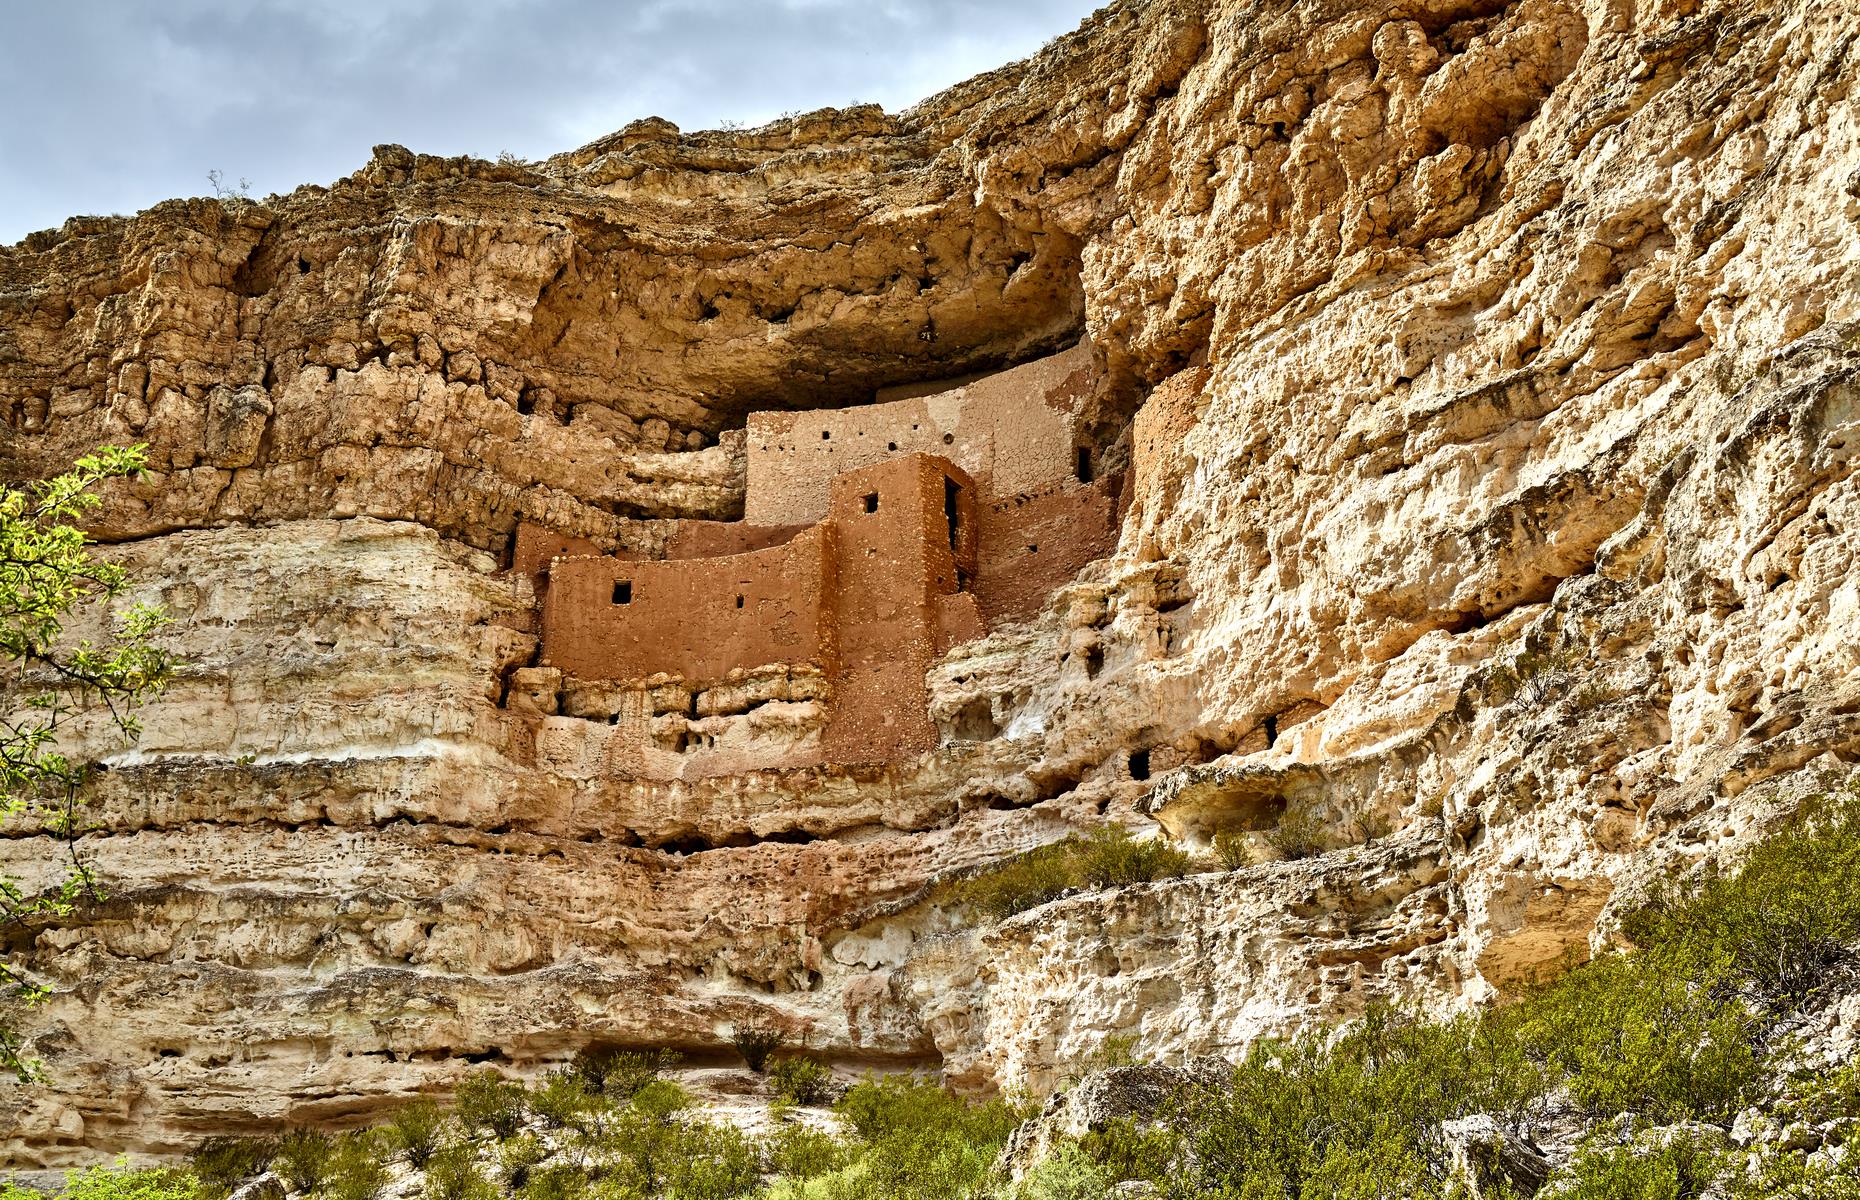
[953,825,1190,923]
[455,1069,527,1139]
[275,1128,336,1194]
[952,840,1080,921]
[529,1068,599,1130]
[1266,807,1327,860]
[326,1132,389,1200]
[1076,825,1190,889]
[1553,1134,1727,1200]
[516,1164,586,1200]
[764,1119,847,1182]
[496,1134,546,1190]
[1003,1145,1113,1200]
[1212,830,1255,870]
[571,1046,679,1101]
[1157,1006,1541,1198]
[385,1097,447,1167]
[769,1055,833,1105]
[732,1025,785,1073]
[51,1162,201,1200]
[1504,952,1758,1122]
[1620,788,1860,1007]
[656,1121,761,1199]
[190,1136,277,1196]
[581,1080,759,1198]
[822,1077,1025,1200]
[423,1145,495,1200]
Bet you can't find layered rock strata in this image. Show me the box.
[1,0,1858,1166]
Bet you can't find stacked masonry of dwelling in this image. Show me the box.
[515,345,1123,780]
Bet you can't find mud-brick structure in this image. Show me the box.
[524,346,1122,777]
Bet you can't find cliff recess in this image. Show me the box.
[2,0,1859,1165]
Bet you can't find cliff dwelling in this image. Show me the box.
[510,344,1124,779]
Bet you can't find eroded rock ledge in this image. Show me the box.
[2,0,1859,1166]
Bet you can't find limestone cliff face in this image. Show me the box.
[3,0,1859,1165]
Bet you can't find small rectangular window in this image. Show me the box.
[735,594,745,609]
[612,581,632,605]
[863,492,879,514]
[1076,446,1094,483]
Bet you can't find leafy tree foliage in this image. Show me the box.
[0,445,170,1080]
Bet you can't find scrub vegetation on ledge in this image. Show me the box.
[11,788,1859,1200]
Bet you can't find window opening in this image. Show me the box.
[863,492,880,514]
[612,581,633,605]
[735,594,745,609]
[944,477,963,553]
[1076,446,1094,483]
[1128,749,1151,780]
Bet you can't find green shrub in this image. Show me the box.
[1003,1145,1113,1200]
[275,1128,336,1195]
[1621,790,1860,1007]
[769,1055,833,1105]
[825,1077,1025,1200]
[1076,825,1190,889]
[385,1097,447,1167]
[54,1162,201,1200]
[529,1068,599,1130]
[1156,1007,1540,1198]
[953,825,1191,922]
[1504,952,1758,1122]
[656,1121,760,1199]
[1266,807,1327,860]
[570,1046,679,1101]
[516,1164,587,1200]
[1555,1135,1727,1200]
[765,1119,847,1182]
[496,1134,546,1190]
[1729,1146,1860,1199]
[579,1080,755,1198]
[1212,830,1254,871]
[423,1145,494,1200]
[732,1024,785,1073]
[190,1136,277,1196]
[952,840,1081,921]
[455,1069,527,1139]
[326,1132,388,1200]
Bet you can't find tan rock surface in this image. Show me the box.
[2,0,1860,1165]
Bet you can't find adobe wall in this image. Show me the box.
[744,343,1092,526]
[540,525,836,684]
[512,523,606,588]
[975,477,1125,626]
[822,455,977,764]
[664,520,809,560]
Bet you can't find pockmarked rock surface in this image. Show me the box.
[3,0,1860,1164]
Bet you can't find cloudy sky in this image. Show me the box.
[0,0,1103,245]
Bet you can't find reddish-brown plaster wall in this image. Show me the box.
[513,523,606,588]
[540,527,835,684]
[664,520,809,560]
[821,455,977,765]
[975,477,1124,626]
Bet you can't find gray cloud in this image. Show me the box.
[0,0,1102,244]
